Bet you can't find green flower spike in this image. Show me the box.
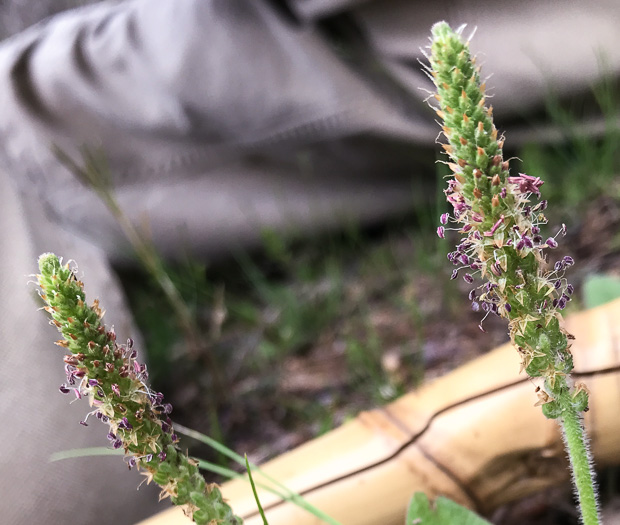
[426,22,600,524]
[37,253,242,525]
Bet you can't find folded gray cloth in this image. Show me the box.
[1,1,618,524]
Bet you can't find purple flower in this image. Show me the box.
[563,256,575,267]
[151,392,164,405]
[484,215,505,237]
[546,237,558,249]
[440,213,449,225]
[437,226,445,239]
[491,262,503,276]
[463,273,474,284]
[118,417,133,430]
[507,173,544,196]
[558,297,567,310]
[59,384,70,394]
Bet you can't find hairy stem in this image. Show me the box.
[560,396,600,524]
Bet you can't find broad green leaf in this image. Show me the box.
[406,493,491,525]
[583,274,620,309]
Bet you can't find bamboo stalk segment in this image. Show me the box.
[138,299,620,525]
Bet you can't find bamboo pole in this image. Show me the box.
[139,299,620,525]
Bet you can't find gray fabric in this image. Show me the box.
[0,167,160,525]
[0,0,96,40]
[354,0,620,116]
[0,1,619,524]
[0,0,431,262]
[2,0,618,262]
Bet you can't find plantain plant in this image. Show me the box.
[36,253,242,525]
[424,21,600,524]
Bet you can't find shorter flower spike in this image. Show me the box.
[36,253,242,525]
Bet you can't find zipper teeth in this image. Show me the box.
[115,109,355,181]
[39,107,357,196]
[238,108,352,147]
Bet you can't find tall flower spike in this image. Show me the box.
[37,253,242,525]
[427,22,599,524]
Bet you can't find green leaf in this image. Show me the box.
[583,274,620,309]
[245,455,269,525]
[406,493,491,525]
[49,447,123,462]
[174,423,343,525]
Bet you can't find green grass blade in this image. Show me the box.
[245,455,270,525]
[194,459,289,501]
[49,447,123,462]
[174,423,343,525]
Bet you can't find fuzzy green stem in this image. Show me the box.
[560,396,600,525]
